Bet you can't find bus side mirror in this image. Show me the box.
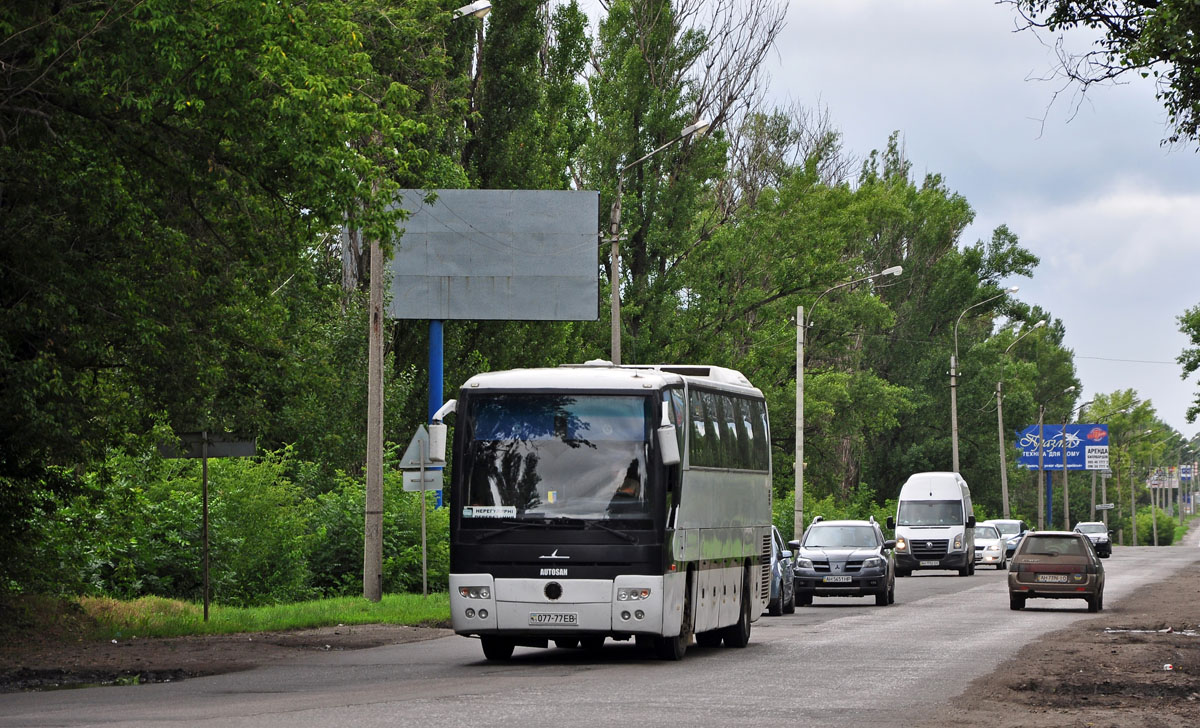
[657,408,680,466]
[429,423,447,463]
[658,424,681,466]
[429,399,457,463]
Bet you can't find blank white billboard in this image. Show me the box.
[386,189,599,321]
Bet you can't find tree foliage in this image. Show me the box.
[1010,1,1200,145]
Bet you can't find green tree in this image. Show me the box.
[1008,1,1200,145]
[1177,303,1200,421]
[0,0,464,586]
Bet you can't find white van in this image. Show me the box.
[886,472,975,577]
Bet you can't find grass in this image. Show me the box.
[74,592,451,640]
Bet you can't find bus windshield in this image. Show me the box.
[897,500,963,526]
[460,394,652,523]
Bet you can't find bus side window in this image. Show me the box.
[690,389,709,467]
[702,391,723,468]
[750,400,769,470]
[735,397,754,469]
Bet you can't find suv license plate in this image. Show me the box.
[529,612,578,626]
[1035,574,1069,583]
[822,575,852,583]
[919,560,940,566]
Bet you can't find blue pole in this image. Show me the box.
[429,320,444,508]
[1045,471,1053,528]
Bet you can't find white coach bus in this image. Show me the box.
[430,361,773,661]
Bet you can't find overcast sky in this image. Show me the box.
[576,0,1200,434]
[767,1,1200,435]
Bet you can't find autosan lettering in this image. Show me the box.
[540,567,568,576]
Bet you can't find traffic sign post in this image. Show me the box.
[399,426,437,595]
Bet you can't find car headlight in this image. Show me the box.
[794,557,814,570]
[861,557,884,570]
[985,544,1001,552]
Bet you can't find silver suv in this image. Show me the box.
[1073,521,1112,558]
[789,517,896,606]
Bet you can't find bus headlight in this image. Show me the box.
[459,586,490,599]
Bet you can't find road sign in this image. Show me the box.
[403,470,442,492]
[1015,424,1109,470]
[398,426,434,469]
[1095,503,1114,510]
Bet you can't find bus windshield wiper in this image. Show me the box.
[473,520,540,542]
[549,517,637,543]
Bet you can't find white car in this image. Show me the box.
[972,524,1007,569]
[981,518,1029,559]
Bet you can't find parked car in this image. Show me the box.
[981,518,1030,559]
[789,517,896,606]
[767,525,796,615]
[972,523,1007,569]
[1073,521,1113,558]
[1008,531,1105,612]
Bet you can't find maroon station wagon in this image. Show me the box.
[1007,531,1105,612]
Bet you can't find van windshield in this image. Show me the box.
[897,500,963,526]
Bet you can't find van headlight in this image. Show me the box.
[953,535,963,551]
[895,537,908,552]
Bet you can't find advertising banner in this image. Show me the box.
[1015,424,1109,471]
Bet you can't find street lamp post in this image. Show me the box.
[608,118,710,364]
[363,2,492,603]
[795,265,903,540]
[996,320,1045,518]
[951,286,1019,473]
[1062,399,1093,530]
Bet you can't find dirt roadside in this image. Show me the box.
[3,546,1199,728]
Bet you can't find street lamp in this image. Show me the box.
[608,118,710,364]
[454,0,492,18]
[951,285,1019,472]
[996,319,1045,518]
[1037,385,1074,530]
[795,265,903,539]
[1062,398,1093,530]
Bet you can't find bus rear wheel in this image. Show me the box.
[721,567,752,648]
[480,636,514,661]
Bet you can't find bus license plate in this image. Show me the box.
[919,560,940,566]
[822,575,852,583]
[1036,574,1068,583]
[529,612,578,626]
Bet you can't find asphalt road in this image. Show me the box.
[3,545,1197,728]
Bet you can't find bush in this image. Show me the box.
[774,484,897,542]
[1135,508,1176,546]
